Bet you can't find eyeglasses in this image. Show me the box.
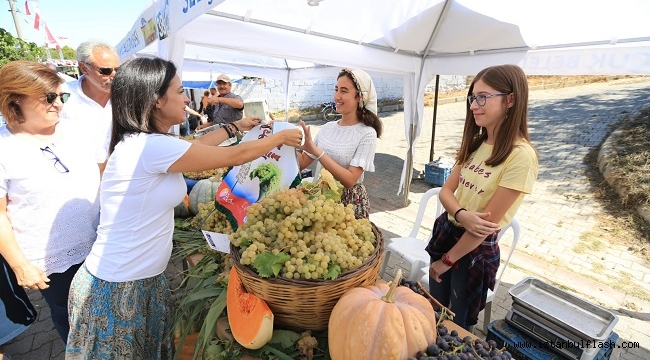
[84,62,118,76]
[40,146,69,173]
[467,93,509,106]
[45,92,71,104]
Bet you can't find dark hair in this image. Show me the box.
[337,70,383,138]
[0,61,62,125]
[457,64,536,166]
[109,57,177,154]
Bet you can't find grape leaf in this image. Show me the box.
[323,263,341,280]
[268,329,302,349]
[319,168,339,195]
[253,251,290,278]
[321,187,342,202]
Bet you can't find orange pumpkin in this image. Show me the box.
[328,270,437,360]
[227,267,274,350]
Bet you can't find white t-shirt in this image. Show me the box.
[60,76,112,161]
[314,121,377,183]
[84,133,191,282]
[0,120,101,275]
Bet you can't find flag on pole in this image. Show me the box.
[24,1,65,49]
[24,1,42,30]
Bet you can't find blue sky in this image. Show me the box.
[1,0,152,49]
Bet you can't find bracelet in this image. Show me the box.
[441,253,455,267]
[223,124,233,138]
[453,208,466,222]
[304,151,317,160]
[316,151,325,161]
[231,122,240,132]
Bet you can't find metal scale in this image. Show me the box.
[505,278,618,360]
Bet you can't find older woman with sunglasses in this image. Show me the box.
[0,61,104,344]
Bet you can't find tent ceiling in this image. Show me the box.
[117,0,650,197]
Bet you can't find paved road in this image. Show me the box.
[5,78,650,359]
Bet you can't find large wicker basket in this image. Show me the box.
[230,223,384,331]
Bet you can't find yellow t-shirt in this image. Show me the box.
[450,140,538,228]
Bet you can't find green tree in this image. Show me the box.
[60,45,76,60]
[0,27,45,67]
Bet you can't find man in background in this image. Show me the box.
[61,40,119,170]
[196,74,244,130]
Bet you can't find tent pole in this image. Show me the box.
[429,75,440,162]
[403,123,417,207]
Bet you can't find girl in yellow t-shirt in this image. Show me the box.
[425,64,539,330]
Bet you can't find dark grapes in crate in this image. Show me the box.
[406,324,513,360]
[399,278,427,296]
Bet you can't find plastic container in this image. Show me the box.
[424,157,454,186]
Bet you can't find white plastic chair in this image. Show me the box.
[379,188,443,281]
[417,217,521,333]
[482,217,520,333]
[381,187,521,332]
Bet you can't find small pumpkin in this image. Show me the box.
[328,269,437,360]
[174,194,191,218]
[227,267,274,350]
[188,177,221,215]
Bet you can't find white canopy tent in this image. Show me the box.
[116,0,650,203]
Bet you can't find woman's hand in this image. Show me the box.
[456,210,499,237]
[429,260,452,283]
[13,262,50,290]
[277,127,304,147]
[235,117,262,131]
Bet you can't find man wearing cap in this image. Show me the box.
[196,74,244,130]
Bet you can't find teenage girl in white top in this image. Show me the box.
[298,68,383,219]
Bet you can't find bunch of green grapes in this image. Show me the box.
[230,186,376,280]
[183,167,228,180]
[190,202,234,234]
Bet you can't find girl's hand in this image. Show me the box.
[298,120,316,152]
[429,260,451,283]
[13,262,50,290]
[457,210,499,237]
[235,117,261,131]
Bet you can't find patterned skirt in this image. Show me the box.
[342,183,370,219]
[66,265,174,360]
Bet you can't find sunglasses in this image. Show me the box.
[45,92,71,104]
[84,62,119,76]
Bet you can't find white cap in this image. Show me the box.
[216,74,231,83]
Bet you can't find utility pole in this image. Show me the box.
[8,0,24,40]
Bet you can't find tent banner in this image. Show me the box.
[116,0,222,60]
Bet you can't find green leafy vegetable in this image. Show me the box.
[323,263,341,280]
[253,251,291,277]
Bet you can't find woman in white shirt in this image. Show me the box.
[66,57,302,359]
[298,68,383,219]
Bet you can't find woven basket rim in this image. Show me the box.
[230,222,383,285]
